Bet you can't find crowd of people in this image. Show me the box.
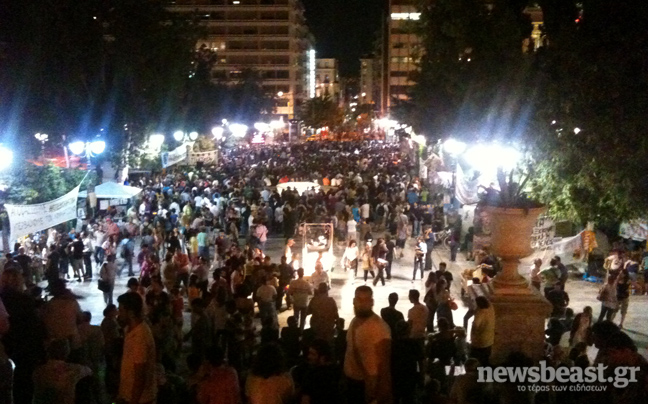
[0,141,646,404]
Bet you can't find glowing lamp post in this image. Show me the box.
[68,140,105,169]
[173,131,199,143]
[34,133,49,161]
[0,146,13,171]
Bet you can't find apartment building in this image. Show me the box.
[360,56,381,108]
[166,0,313,119]
[315,58,340,104]
[386,0,421,111]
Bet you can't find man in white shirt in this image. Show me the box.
[344,285,391,404]
[117,292,157,404]
[360,202,371,221]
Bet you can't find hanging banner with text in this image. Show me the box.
[188,150,218,166]
[619,220,648,241]
[161,145,188,168]
[5,185,81,241]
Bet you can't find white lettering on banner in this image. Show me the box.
[619,220,648,241]
[5,185,81,241]
[161,145,188,168]
[188,150,218,166]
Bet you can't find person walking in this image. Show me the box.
[341,240,359,277]
[612,269,631,328]
[424,227,435,271]
[597,275,618,322]
[360,242,375,283]
[99,256,117,306]
[413,237,426,281]
[372,238,388,287]
[344,286,392,404]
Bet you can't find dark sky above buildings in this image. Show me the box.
[302,0,385,77]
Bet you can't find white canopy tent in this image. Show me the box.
[78,182,142,199]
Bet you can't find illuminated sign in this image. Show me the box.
[309,49,316,98]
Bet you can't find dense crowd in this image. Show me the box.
[0,141,646,404]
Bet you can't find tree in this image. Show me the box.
[0,0,201,163]
[395,0,535,141]
[528,0,648,223]
[301,96,344,131]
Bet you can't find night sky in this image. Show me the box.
[302,0,386,77]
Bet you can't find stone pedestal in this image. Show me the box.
[482,206,552,364]
[490,288,552,364]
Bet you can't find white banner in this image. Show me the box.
[161,145,187,168]
[619,220,648,241]
[553,231,584,256]
[188,150,218,166]
[455,164,479,205]
[5,185,80,241]
[530,216,555,250]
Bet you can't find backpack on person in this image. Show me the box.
[376,204,385,217]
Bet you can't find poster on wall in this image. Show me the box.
[5,185,80,241]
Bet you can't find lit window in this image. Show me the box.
[391,13,421,20]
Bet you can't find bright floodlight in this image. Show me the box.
[443,138,467,156]
[34,133,49,142]
[464,144,521,174]
[573,127,581,134]
[0,146,13,170]
[211,127,224,140]
[149,134,165,149]
[173,131,184,142]
[90,140,106,155]
[277,91,284,97]
[254,122,270,132]
[68,141,86,155]
[270,119,284,130]
[230,124,248,138]
[189,131,199,141]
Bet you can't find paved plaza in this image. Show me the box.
[60,233,648,360]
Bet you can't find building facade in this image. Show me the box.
[315,58,340,104]
[166,0,313,118]
[386,0,421,111]
[360,57,379,108]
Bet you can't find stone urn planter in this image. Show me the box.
[483,205,546,293]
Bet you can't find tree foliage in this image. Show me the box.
[301,96,344,130]
[3,164,87,205]
[528,0,648,223]
[406,0,648,222]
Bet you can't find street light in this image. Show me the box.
[148,134,165,154]
[34,133,49,161]
[211,126,224,141]
[173,131,198,143]
[68,140,105,168]
[0,146,13,171]
[443,138,467,156]
[464,144,521,174]
[230,124,248,138]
